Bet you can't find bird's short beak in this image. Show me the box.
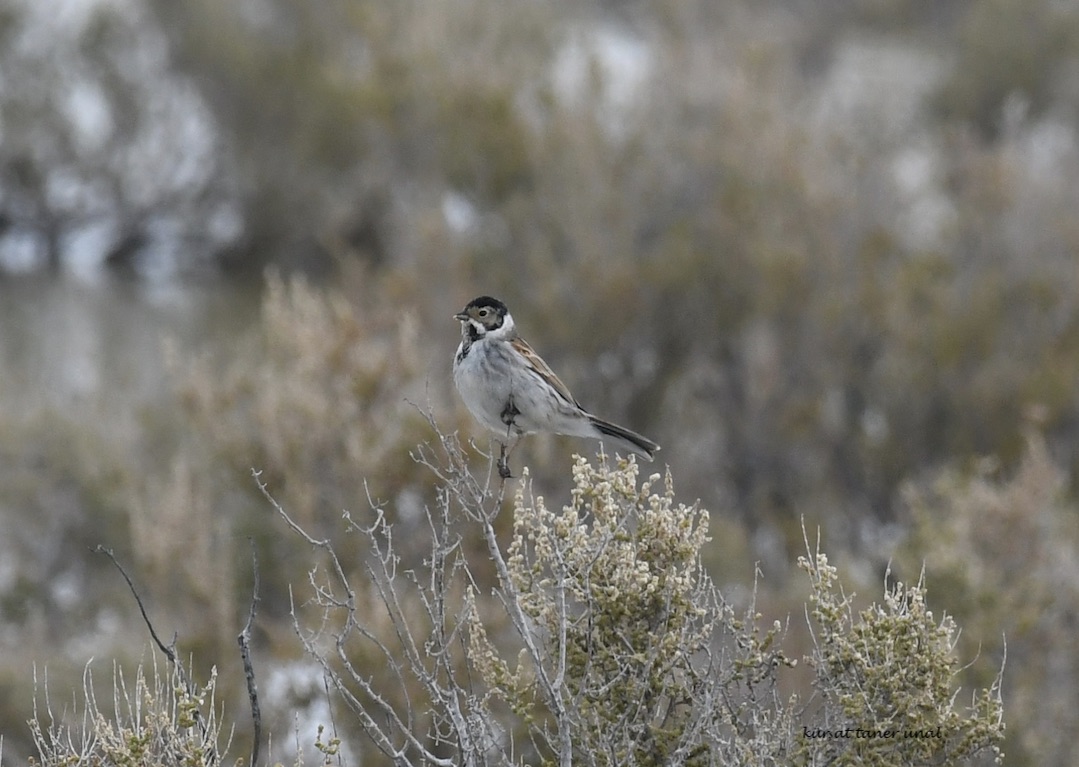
[453,311,469,321]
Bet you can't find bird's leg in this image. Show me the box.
[500,435,527,478]
[497,442,513,479]
[498,398,521,479]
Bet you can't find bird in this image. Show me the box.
[452,295,659,478]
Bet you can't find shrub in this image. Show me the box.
[21,427,1005,766]
[28,659,230,767]
[898,427,1078,767]
[266,424,1004,766]
[799,551,1004,766]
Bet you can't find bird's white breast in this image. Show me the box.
[453,338,515,434]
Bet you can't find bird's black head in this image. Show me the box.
[454,296,511,337]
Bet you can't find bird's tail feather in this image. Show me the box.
[588,416,660,461]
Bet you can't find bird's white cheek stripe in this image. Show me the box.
[488,313,515,340]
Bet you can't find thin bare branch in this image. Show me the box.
[238,539,262,767]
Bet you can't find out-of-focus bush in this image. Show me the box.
[0,0,241,276]
[933,0,1079,140]
[139,0,1079,555]
[129,273,451,627]
[148,0,550,275]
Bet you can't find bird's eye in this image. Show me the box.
[477,308,489,317]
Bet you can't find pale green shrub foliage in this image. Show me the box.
[275,428,1004,766]
[29,660,230,767]
[800,550,1004,766]
[471,457,721,765]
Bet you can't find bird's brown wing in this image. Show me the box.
[511,336,581,408]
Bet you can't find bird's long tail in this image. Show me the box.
[588,415,660,461]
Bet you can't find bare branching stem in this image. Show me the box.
[94,546,218,765]
[238,539,262,767]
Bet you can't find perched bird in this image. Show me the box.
[452,295,659,478]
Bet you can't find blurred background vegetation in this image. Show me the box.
[1,0,1078,764]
